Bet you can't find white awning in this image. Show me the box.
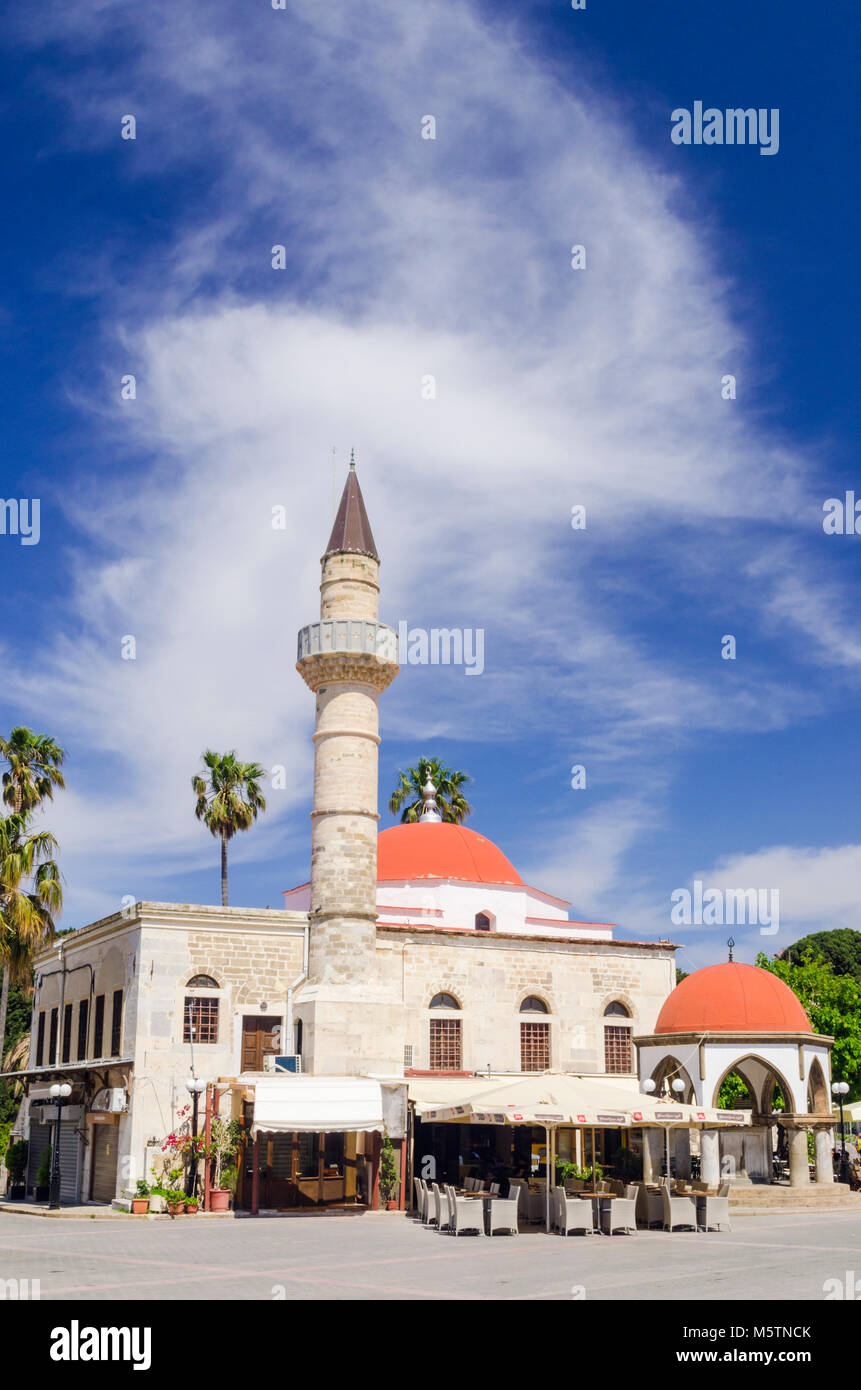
[250,1075,386,1136]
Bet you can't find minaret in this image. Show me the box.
[295,455,399,1071]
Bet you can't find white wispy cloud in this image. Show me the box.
[4,0,854,928]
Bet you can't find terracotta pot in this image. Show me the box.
[167,1200,186,1215]
[185,1203,199,1214]
[131,1198,150,1215]
[386,1200,398,1211]
[209,1189,230,1212]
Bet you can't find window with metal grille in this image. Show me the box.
[62,1003,73,1063]
[76,999,89,1061]
[35,1011,45,1066]
[48,1008,58,1064]
[520,1021,550,1071]
[403,1044,413,1069]
[604,1025,632,1074]
[184,995,219,1044]
[110,989,123,1056]
[429,1018,461,1070]
[93,995,105,1057]
[187,974,219,988]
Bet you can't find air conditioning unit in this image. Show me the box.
[92,1087,128,1113]
[264,1055,302,1074]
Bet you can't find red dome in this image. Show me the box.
[655,962,811,1034]
[377,823,523,886]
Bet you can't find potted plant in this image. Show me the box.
[207,1116,240,1212]
[35,1146,52,1202]
[378,1132,399,1210]
[164,1168,186,1215]
[185,1195,199,1214]
[5,1139,28,1200]
[131,1180,150,1215]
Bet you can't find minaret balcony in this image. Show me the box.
[297,619,398,664]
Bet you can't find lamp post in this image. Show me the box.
[48,1082,72,1208]
[185,1076,206,1198]
[832,1081,850,1183]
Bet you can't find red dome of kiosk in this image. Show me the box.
[655,962,811,1035]
[377,822,523,886]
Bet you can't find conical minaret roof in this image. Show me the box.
[324,452,379,560]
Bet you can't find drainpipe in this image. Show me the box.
[285,921,310,1058]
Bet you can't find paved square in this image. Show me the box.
[2,1208,861,1300]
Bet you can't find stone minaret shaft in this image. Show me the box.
[296,461,398,988]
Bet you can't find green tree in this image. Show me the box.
[782,929,861,983]
[757,949,861,1098]
[0,727,65,815]
[0,813,63,1072]
[717,1070,752,1109]
[388,757,472,824]
[0,728,65,1056]
[192,751,267,906]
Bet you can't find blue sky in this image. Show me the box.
[0,0,858,972]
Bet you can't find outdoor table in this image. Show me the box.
[575,1191,618,1234]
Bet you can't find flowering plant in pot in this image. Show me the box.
[131,1180,151,1215]
[207,1116,240,1212]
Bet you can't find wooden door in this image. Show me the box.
[91,1125,118,1203]
[241,1015,281,1072]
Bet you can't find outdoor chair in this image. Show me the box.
[413,1177,426,1221]
[465,1177,476,1191]
[446,1184,484,1236]
[634,1184,663,1228]
[624,1184,639,1201]
[487,1191,520,1236]
[661,1183,697,1233]
[431,1182,450,1232]
[420,1177,434,1224]
[698,1192,730,1232]
[602,1196,638,1236]
[718,1181,731,1197]
[556,1188,595,1236]
[489,1182,500,1194]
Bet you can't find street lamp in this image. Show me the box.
[832,1081,850,1182]
[48,1082,72,1208]
[185,1075,206,1198]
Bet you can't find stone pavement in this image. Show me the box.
[1,1207,861,1300]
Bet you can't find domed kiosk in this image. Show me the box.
[635,958,838,1190]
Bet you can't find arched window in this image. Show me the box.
[429,992,460,1010]
[428,994,461,1069]
[520,995,550,1071]
[603,1001,632,1073]
[475,913,493,931]
[184,976,220,1044]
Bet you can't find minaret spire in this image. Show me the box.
[324,453,378,560]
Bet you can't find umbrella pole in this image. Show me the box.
[592,1128,597,1192]
[545,1126,550,1233]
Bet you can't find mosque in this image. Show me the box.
[12,463,840,1209]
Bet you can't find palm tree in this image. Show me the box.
[192,750,267,906]
[388,757,472,824]
[0,729,65,1063]
[0,813,63,1062]
[0,727,65,814]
